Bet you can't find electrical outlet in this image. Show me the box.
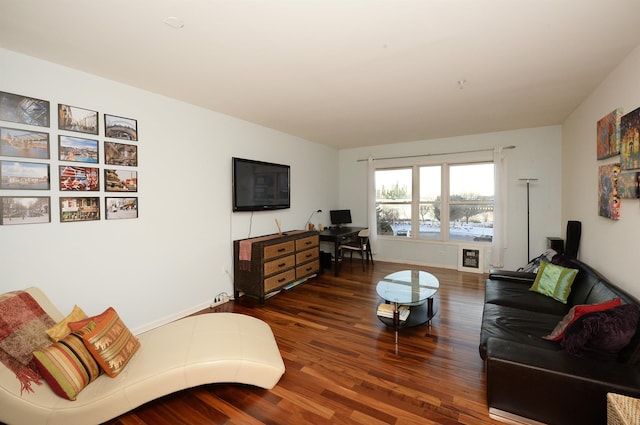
[210,291,233,308]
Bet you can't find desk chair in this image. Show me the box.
[339,229,373,271]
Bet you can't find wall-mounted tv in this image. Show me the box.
[232,157,290,212]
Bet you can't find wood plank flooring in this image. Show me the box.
[104,261,504,425]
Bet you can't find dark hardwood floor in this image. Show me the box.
[104,261,504,425]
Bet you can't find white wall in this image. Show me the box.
[338,126,562,271]
[0,49,338,332]
[562,44,640,298]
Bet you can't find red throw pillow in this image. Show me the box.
[543,298,622,341]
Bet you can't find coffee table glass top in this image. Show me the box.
[376,270,439,305]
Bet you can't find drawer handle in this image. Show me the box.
[305,267,312,272]
[278,263,286,268]
[277,248,286,252]
[305,241,312,245]
[305,253,312,258]
[278,277,286,283]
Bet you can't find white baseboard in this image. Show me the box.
[131,300,212,335]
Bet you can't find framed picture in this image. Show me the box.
[620,106,640,170]
[0,160,50,190]
[60,197,100,222]
[105,169,137,192]
[105,114,137,141]
[105,197,138,220]
[0,91,50,127]
[598,163,620,220]
[597,108,621,160]
[58,104,98,135]
[0,196,50,225]
[0,127,50,159]
[104,141,137,166]
[618,171,640,199]
[58,135,99,163]
[457,245,484,274]
[59,165,99,191]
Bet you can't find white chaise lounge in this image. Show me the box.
[0,287,285,425]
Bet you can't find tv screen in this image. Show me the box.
[232,157,290,212]
[330,209,352,226]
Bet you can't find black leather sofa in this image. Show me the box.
[480,258,640,425]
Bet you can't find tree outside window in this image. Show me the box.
[374,162,494,242]
[449,163,494,242]
[375,168,411,236]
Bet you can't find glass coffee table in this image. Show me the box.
[376,270,439,344]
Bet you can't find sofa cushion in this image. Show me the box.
[542,298,622,341]
[529,260,578,304]
[561,303,640,359]
[479,303,562,359]
[46,305,87,342]
[484,279,570,316]
[32,332,101,400]
[68,307,140,377]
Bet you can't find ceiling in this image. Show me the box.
[2,1,640,149]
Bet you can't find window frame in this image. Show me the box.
[374,160,494,243]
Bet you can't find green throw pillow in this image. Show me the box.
[529,260,578,304]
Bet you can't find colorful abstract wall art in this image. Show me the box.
[598,163,620,220]
[597,108,621,159]
[618,171,640,199]
[620,106,640,170]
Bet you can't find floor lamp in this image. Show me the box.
[519,178,538,262]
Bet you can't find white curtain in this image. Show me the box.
[491,146,507,268]
[367,158,377,253]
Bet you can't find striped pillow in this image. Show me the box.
[33,333,101,400]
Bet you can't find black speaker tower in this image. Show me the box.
[565,220,581,259]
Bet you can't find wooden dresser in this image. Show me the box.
[233,230,319,303]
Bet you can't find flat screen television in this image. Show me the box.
[232,157,290,212]
[330,209,352,227]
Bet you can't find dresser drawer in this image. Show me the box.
[264,269,296,292]
[296,248,318,264]
[296,260,319,279]
[263,241,295,260]
[234,231,320,304]
[295,235,318,251]
[264,255,295,276]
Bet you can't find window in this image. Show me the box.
[375,162,494,242]
[419,166,441,240]
[375,168,412,236]
[448,163,494,242]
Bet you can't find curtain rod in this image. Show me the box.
[356,145,515,162]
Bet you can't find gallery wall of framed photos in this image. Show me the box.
[0,91,139,225]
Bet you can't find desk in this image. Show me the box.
[318,226,366,276]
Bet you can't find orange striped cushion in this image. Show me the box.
[69,307,140,377]
[33,333,101,400]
